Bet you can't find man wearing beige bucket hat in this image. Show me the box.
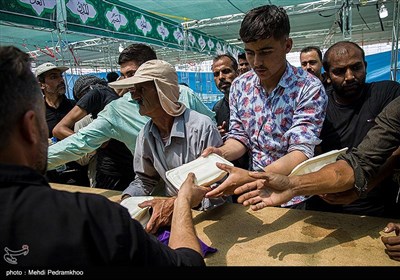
[47,43,215,175]
[109,59,227,234]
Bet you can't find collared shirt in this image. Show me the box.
[48,85,215,170]
[227,63,328,206]
[123,109,225,210]
[0,164,204,266]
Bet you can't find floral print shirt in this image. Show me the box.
[227,62,328,206]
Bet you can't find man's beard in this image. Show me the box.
[332,79,365,99]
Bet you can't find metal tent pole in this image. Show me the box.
[390,0,399,81]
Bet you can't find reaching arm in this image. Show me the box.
[47,116,114,170]
[201,138,247,162]
[263,150,308,175]
[53,105,88,140]
[321,148,400,205]
[235,159,355,210]
[169,173,209,255]
[288,159,355,196]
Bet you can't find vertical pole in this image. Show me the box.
[390,0,399,81]
[342,0,353,40]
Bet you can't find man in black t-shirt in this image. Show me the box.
[305,41,400,218]
[211,54,249,171]
[35,62,89,187]
[52,75,134,190]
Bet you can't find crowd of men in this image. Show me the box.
[1,4,399,268]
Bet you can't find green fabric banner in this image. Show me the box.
[65,0,242,57]
[0,0,57,29]
[0,0,242,58]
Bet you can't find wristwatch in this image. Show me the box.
[354,182,368,199]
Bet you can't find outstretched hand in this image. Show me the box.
[178,172,211,208]
[201,146,223,158]
[139,197,175,234]
[205,163,253,198]
[381,222,400,262]
[140,173,210,234]
[235,171,295,210]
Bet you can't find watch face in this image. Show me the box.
[354,183,368,199]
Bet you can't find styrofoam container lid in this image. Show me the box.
[290,147,348,176]
[120,196,154,228]
[166,153,233,189]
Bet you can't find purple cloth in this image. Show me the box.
[157,230,217,256]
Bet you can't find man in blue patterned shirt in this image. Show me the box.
[203,4,328,208]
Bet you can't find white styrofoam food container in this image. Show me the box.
[120,196,154,228]
[289,147,348,176]
[166,153,233,189]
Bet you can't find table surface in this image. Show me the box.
[50,183,400,266]
[50,183,122,202]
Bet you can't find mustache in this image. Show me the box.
[218,81,231,88]
[253,67,267,71]
[343,81,360,87]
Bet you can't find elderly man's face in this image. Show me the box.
[130,81,162,117]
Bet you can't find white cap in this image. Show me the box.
[35,62,69,77]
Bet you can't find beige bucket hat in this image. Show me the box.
[109,59,185,116]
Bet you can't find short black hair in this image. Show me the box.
[179,82,190,87]
[322,41,366,72]
[73,75,108,101]
[240,5,290,43]
[212,54,238,71]
[106,71,119,83]
[300,46,323,61]
[238,52,246,60]
[0,46,43,147]
[118,43,157,66]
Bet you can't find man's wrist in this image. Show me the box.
[354,182,368,199]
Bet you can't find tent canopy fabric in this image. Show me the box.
[0,0,397,71]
